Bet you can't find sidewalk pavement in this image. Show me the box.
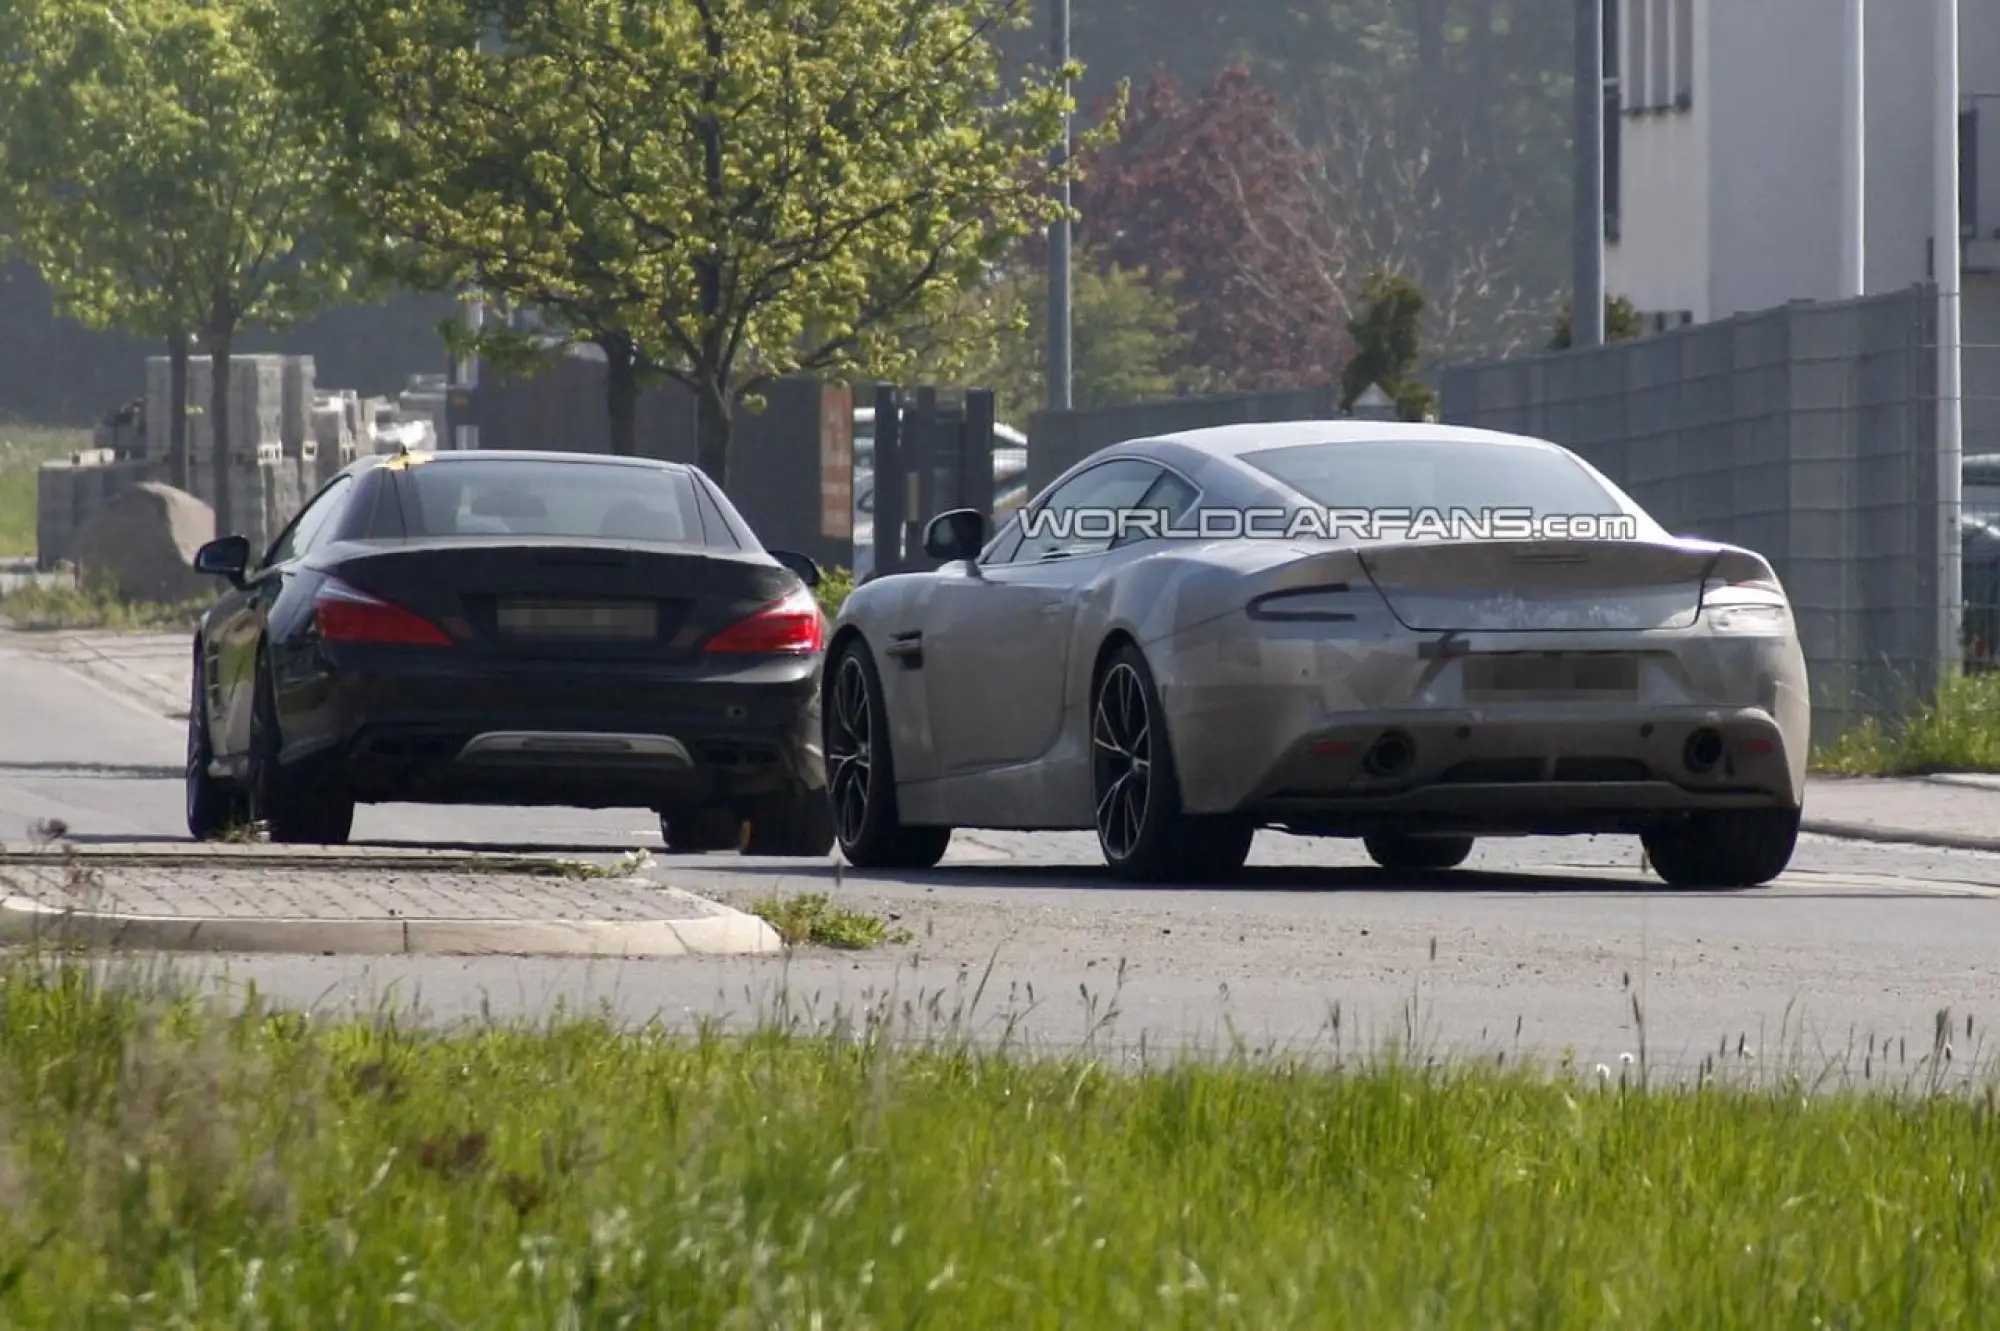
[0,843,784,957]
[12,628,2000,857]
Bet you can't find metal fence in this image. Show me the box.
[1440,284,1952,749]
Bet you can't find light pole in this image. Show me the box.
[1045,0,1073,412]
[1935,0,1963,677]
[1839,0,1866,298]
[1570,0,1605,347]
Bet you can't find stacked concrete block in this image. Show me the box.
[182,354,286,464]
[311,391,361,487]
[35,451,154,571]
[280,355,315,457]
[397,373,450,448]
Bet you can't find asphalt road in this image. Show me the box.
[6,633,2000,1074]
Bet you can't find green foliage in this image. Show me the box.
[1548,294,1648,350]
[296,0,1121,488]
[6,957,2000,1322]
[814,565,854,619]
[1814,670,2000,775]
[0,424,87,558]
[748,892,912,948]
[1339,269,1437,422]
[954,250,1194,420]
[0,571,209,632]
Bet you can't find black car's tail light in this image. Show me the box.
[314,578,455,647]
[704,585,825,655]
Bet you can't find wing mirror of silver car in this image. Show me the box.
[923,508,989,564]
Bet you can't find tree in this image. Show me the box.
[1339,270,1438,422]
[1070,66,1350,394]
[1547,295,1647,350]
[951,249,1193,419]
[297,0,1113,491]
[1,0,366,539]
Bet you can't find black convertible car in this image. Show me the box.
[185,448,833,854]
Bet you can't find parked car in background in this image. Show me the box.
[849,406,1030,581]
[185,449,833,856]
[824,420,1810,889]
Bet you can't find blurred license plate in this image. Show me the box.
[1463,653,1638,700]
[497,600,656,639]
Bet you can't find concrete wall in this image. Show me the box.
[1440,284,1944,750]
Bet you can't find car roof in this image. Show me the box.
[1134,419,1572,458]
[362,449,695,472]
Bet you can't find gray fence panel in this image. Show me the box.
[1442,285,1943,749]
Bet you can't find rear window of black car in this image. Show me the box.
[1238,439,1632,518]
[394,459,712,545]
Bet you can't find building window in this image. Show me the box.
[1622,0,1694,114]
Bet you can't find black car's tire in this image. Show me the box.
[660,808,741,853]
[1363,833,1475,872]
[1642,807,1800,887]
[185,646,249,841]
[822,638,951,870]
[741,791,837,857]
[249,649,354,846]
[1090,642,1256,883]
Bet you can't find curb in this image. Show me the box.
[1801,820,2000,856]
[0,893,785,958]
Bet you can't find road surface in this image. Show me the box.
[5,631,2000,1073]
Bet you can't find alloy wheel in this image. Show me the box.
[826,654,873,846]
[1092,662,1152,861]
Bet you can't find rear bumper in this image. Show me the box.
[274,645,823,813]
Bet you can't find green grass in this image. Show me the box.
[750,889,913,948]
[816,563,854,618]
[1814,669,2000,774]
[0,571,208,632]
[0,956,1996,1324]
[0,423,91,559]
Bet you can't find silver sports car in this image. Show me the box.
[821,421,1809,888]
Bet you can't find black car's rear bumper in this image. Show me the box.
[274,645,823,814]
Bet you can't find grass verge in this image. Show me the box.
[1814,669,2000,774]
[0,956,1995,1323]
[0,423,90,558]
[750,889,912,948]
[0,570,208,632]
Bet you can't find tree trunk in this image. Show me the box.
[166,331,190,491]
[208,331,234,540]
[694,387,732,491]
[604,341,640,456]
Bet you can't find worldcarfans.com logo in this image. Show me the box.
[1019,505,1643,544]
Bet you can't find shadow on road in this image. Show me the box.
[0,761,183,781]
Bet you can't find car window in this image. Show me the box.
[395,458,709,544]
[1009,459,1163,565]
[1238,439,1632,518]
[1110,468,1200,550]
[261,475,354,569]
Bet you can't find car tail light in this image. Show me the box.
[704,585,825,655]
[314,578,455,646]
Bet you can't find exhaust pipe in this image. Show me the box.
[1362,729,1417,779]
[1682,727,1725,775]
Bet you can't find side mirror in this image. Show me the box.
[922,508,989,564]
[768,549,821,589]
[193,534,251,586]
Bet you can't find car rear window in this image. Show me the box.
[1238,439,1632,518]
[395,458,711,544]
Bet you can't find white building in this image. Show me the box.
[1601,0,1998,398]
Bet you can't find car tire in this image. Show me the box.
[249,649,355,846]
[741,790,837,858]
[1642,807,1800,888]
[1090,642,1256,883]
[1363,834,1475,872]
[660,808,741,853]
[185,645,249,841]
[823,638,952,870]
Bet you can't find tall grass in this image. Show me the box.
[0,954,1998,1324]
[1816,669,2000,774]
[0,423,90,558]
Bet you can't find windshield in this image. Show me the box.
[1238,439,1634,519]
[396,459,711,544]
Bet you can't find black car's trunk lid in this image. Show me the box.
[325,538,797,660]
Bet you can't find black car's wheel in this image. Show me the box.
[1363,834,1475,872]
[1091,642,1255,883]
[660,808,741,853]
[249,649,355,846]
[185,646,248,841]
[741,790,836,857]
[1642,807,1800,887]
[823,639,951,869]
